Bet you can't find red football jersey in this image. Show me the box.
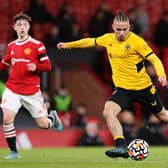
[0,36,51,95]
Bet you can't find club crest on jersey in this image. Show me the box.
[124,44,131,51]
[10,50,14,55]
[108,43,112,46]
[150,85,156,94]
[24,48,31,55]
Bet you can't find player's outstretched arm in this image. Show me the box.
[57,38,95,49]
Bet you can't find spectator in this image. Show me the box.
[135,4,149,37]
[70,102,87,127]
[89,9,107,37]
[53,84,72,113]
[77,121,104,146]
[44,24,62,48]
[100,1,114,23]
[127,8,142,35]
[88,5,113,37]
[71,21,83,41]
[57,2,77,41]
[153,10,168,58]
[27,0,51,24]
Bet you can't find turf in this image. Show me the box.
[0,146,168,168]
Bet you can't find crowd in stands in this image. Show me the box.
[0,0,168,49]
[7,0,167,48]
[1,0,168,146]
[1,0,168,77]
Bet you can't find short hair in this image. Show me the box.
[13,12,32,23]
[113,10,129,23]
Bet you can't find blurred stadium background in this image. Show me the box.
[1,0,168,149]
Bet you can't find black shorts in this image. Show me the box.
[108,85,163,113]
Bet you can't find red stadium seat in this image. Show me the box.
[162,47,168,78]
[148,42,159,56]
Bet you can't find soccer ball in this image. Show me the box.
[128,139,149,161]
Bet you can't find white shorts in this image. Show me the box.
[1,88,48,118]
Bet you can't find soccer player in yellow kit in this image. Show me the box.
[57,11,168,158]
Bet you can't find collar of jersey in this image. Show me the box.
[15,36,31,45]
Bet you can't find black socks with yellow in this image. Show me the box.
[114,136,127,148]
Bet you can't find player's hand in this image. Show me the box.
[158,77,167,87]
[57,42,66,49]
[27,63,37,71]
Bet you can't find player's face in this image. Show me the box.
[14,19,30,38]
[112,21,130,41]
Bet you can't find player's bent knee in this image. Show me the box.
[103,106,112,119]
[103,101,121,119]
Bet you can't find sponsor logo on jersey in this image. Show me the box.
[124,44,131,51]
[24,48,31,55]
[11,58,30,65]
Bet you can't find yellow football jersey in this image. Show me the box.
[66,32,166,90]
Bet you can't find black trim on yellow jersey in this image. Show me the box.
[136,60,144,72]
[145,52,153,58]
[95,38,97,46]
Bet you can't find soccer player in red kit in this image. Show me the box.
[0,12,63,159]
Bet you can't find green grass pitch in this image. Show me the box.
[0,146,168,168]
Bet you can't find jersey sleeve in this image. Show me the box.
[37,42,47,56]
[66,38,95,48]
[36,42,51,71]
[37,42,49,62]
[135,37,166,78]
[95,34,109,47]
[146,54,166,78]
[135,37,153,58]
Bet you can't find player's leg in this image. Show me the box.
[34,110,62,131]
[2,108,20,159]
[103,101,129,158]
[103,88,131,158]
[1,88,21,159]
[21,91,62,131]
[49,110,63,131]
[154,107,168,122]
[103,101,124,139]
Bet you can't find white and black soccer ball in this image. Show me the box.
[128,139,149,161]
